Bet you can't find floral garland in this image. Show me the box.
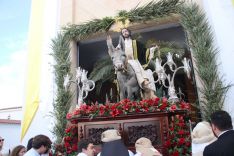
[63,125,78,156]
[66,98,190,120]
[165,115,191,156]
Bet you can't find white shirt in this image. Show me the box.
[0,148,10,156]
[218,130,230,137]
[24,148,40,156]
[77,153,87,156]
[134,152,141,156]
[192,142,212,156]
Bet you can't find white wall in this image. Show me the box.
[0,123,21,152]
[0,108,22,151]
[0,108,22,120]
[202,0,234,121]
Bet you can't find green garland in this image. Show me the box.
[51,34,73,143]
[62,0,181,41]
[51,0,230,143]
[178,4,231,120]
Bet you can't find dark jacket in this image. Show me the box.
[203,130,234,156]
[101,139,129,156]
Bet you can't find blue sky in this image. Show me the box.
[0,0,31,108]
[0,0,31,65]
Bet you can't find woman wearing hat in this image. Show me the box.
[135,137,162,156]
[192,121,217,156]
[97,129,134,156]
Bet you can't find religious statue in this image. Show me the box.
[107,35,141,101]
[116,28,158,99]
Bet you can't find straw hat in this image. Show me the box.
[135,137,162,156]
[101,129,121,142]
[192,121,216,144]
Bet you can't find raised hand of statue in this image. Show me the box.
[107,35,115,56]
[149,45,159,53]
[116,44,121,50]
[106,35,113,45]
[149,45,159,60]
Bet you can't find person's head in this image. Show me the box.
[0,136,4,150]
[101,129,121,142]
[192,121,216,144]
[100,129,129,156]
[210,110,233,137]
[26,138,33,151]
[135,137,161,156]
[121,28,131,39]
[10,145,26,156]
[32,135,52,154]
[77,139,95,156]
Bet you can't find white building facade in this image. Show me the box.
[0,107,22,152]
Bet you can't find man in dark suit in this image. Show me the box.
[203,110,234,156]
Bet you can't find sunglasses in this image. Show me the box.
[0,139,4,142]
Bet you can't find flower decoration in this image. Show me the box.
[66,97,190,121]
[63,125,78,156]
[64,97,191,156]
[165,115,191,156]
[53,143,66,156]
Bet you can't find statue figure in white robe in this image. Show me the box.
[117,28,157,99]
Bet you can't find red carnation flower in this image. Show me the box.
[66,113,72,119]
[178,138,185,145]
[169,127,174,131]
[170,104,177,111]
[123,103,130,111]
[64,142,70,148]
[65,127,71,133]
[164,140,171,147]
[180,101,190,110]
[159,103,168,110]
[72,144,78,151]
[65,136,71,141]
[73,109,80,115]
[178,130,185,135]
[185,141,191,147]
[172,151,179,156]
[71,119,78,124]
[178,122,185,127]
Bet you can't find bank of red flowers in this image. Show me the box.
[63,97,191,156]
[66,97,190,119]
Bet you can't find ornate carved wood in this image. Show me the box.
[73,111,186,156]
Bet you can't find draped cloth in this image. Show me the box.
[123,38,156,91]
[128,60,156,91]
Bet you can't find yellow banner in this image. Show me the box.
[232,0,234,7]
[21,0,45,140]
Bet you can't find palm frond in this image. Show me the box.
[179,3,232,120]
[63,17,115,41]
[51,33,72,143]
[118,0,181,22]
[89,56,114,82]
